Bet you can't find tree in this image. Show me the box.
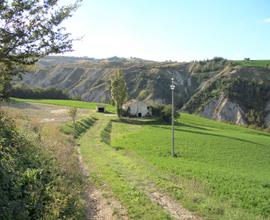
[68,107,77,136]
[111,69,128,117]
[0,0,81,101]
[68,107,77,127]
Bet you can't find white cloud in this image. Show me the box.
[263,17,270,23]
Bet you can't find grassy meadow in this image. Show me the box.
[12,98,115,113]
[76,110,270,219]
[233,60,270,68]
[6,99,270,219]
[110,114,270,219]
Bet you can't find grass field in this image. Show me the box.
[10,99,270,219]
[110,114,270,219]
[233,60,270,68]
[76,111,270,219]
[12,98,115,113]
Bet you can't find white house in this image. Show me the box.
[122,99,152,117]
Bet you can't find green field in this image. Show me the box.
[77,111,270,219]
[12,98,115,113]
[233,60,270,68]
[11,98,270,219]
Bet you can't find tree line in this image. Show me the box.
[10,84,71,100]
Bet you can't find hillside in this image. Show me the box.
[18,56,197,106]
[17,56,270,128]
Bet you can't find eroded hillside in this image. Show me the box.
[21,57,198,106]
[18,56,270,128]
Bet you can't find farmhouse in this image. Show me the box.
[122,99,152,117]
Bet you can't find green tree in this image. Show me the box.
[0,0,81,101]
[68,107,78,136]
[111,69,128,117]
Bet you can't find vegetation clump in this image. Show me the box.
[0,0,81,100]
[152,104,180,123]
[68,107,78,136]
[0,111,85,219]
[10,84,71,100]
[61,117,97,139]
[111,69,128,117]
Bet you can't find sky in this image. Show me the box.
[61,0,270,61]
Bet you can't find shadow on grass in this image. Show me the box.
[101,121,112,145]
[159,125,266,146]
[62,117,97,138]
[112,118,215,133]
[176,122,216,132]
[112,117,166,126]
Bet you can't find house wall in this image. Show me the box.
[128,102,151,117]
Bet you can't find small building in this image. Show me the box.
[122,99,152,117]
[96,105,106,113]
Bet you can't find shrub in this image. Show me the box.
[0,111,85,219]
[152,104,180,123]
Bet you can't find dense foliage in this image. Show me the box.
[0,112,85,219]
[152,104,180,123]
[0,0,80,100]
[10,84,70,100]
[111,69,128,117]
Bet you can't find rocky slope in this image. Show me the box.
[182,63,270,128]
[18,56,270,127]
[20,56,198,106]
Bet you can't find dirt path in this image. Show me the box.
[86,186,128,220]
[148,191,201,220]
[77,147,128,220]
[3,102,120,220]
[79,116,202,220]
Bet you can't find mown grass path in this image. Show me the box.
[79,115,201,220]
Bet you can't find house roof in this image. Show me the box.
[123,99,150,108]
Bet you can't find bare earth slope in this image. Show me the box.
[18,56,270,127]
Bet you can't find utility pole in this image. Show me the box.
[170,78,175,157]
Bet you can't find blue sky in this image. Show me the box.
[62,0,270,61]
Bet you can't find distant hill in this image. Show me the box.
[17,56,270,128]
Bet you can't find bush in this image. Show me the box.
[152,104,180,123]
[0,111,85,219]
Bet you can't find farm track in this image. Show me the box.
[78,117,129,220]
[3,102,125,219]
[79,116,202,220]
